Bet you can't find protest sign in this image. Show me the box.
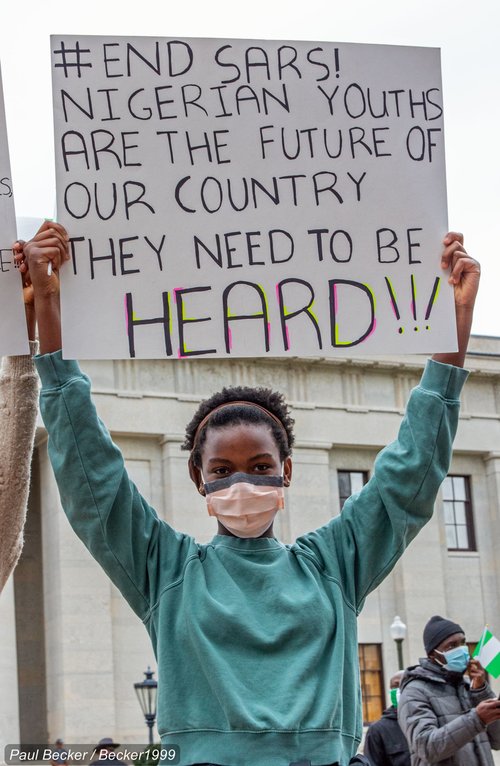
[51,36,454,359]
[0,63,28,356]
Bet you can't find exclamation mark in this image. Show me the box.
[334,48,340,78]
[385,277,403,334]
[410,274,418,331]
[424,276,441,329]
[387,275,442,334]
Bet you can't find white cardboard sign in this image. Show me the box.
[51,36,455,359]
[0,63,28,356]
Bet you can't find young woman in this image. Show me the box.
[22,226,479,766]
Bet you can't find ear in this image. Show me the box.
[188,457,205,495]
[283,456,293,487]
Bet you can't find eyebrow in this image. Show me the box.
[207,452,275,464]
[249,453,275,460]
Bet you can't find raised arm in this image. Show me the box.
[432,231,480,368]
[0,244,39,591]
[14,220,68,354]
[24,225,197,617]
[298,233,479,609]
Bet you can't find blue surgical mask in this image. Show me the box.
[438,645,470,673]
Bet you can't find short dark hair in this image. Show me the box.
[182,385,295,467]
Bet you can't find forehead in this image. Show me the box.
[436,632,466,651]
[202,422,280,457]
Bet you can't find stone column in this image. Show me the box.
[38,441,117,742]
[161,437,212,541]
[0,578,20,750]
[389,509,448,666]
[287,445,332,541]
[483,452,500,620]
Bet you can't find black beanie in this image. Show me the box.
[423,615,464,654]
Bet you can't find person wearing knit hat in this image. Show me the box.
[423,615,465,655]
[398,616,500,765]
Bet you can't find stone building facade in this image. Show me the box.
[2,336,500,755]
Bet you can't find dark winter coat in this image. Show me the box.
[363,706,410,766]
[398,658,500,766]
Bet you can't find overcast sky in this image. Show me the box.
[1,0,498,336]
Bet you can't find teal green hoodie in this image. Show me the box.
[35,353,467,766]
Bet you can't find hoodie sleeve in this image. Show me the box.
[398,680,486,761]
[0,343,39,592]
[297,359,468,610]
[35,351,198,620]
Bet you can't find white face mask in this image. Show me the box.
[203,472,285,538]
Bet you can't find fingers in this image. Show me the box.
[448,253,481,286]
[12,239,26,271]
[24,229,70,275]
[476,698,500,724]
[13,223,70,275]
[441,234,466,270]
[30,223,70,264]
[484,699,500,722]
[440,232,480,286]
[443,231,464,247]
[35,220,69,245]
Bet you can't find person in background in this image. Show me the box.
[49,738,68,766]
[398,615,500,766]
[22,227,479,766]
[90,738,120,765]
[0,221,68,591]
[363,670,410,766]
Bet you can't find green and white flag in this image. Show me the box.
[473,627,500,678]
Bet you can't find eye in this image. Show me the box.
[253,463,273,472]
[212,466,232,476]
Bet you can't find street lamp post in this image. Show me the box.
[134,667,158,746]
[390,615,407,670]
